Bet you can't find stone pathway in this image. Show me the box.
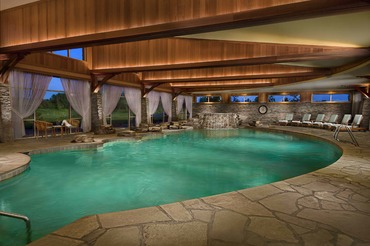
[1,127,370,245]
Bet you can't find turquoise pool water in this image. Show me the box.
[0,129,341,245]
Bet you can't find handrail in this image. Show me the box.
[333,125,359,147]
[0,211,31,230]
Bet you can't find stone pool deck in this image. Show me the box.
[0,127,370,246]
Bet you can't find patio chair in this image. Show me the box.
[291,114,311,126]
[302,114,325,127]
[313,114,338,128]
[61,119,80,133]
[324,114,351,130]
[278,113,293,126]
[34,120,53,138]
[349,114,364,131]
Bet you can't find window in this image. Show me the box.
[268,94,300,102]
[111,91,136,128]
[230,95,258,103]
[23,77,81,137]
[196,95,222,103]
[52,48,84,60]
[312,93,350,102]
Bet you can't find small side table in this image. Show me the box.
[52,125,65,137]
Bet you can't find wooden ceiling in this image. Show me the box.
[1,0,370,94]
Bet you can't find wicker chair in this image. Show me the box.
[34,120,53,138]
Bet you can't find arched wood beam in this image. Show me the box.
[142,83,161,98]
[91,48,370,74]
[91,73,120,93]
[355,86,370,98]
[1,0,369,54]
[142,70,331,84]
[0,53,27,83]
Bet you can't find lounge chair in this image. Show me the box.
[333,114,363,146]
[324,114,351,130]
[34,120,53,138]
[302,114,325,127]
[349,114,364,131]
[313,114,338,128]
[291,114,311,126]
[278,113,293,126]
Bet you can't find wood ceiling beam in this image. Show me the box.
[92,48,370,74]
[142,70,331,84]
[1,0,369,54]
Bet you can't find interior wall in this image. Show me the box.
[193,102,353,126]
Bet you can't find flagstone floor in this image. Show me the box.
[1,127,370,246]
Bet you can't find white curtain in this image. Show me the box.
[185,95,193,119]
[61,78,91,132]
[160,92,172,122]
[123,87,141,127]
[102,84,124,125]
[9,70,52,138]
[176,95,185,115]
[147,91,160,123]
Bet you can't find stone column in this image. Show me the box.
[0,83,14,142]
[171,99,177,121]
[361,97,370,130]
[91,92,103,133]
[141,97,148,125]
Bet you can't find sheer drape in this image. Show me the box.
[176,95,185,115]
[9,70,51,138]
[61,78,91,132]
[147,91,160,122]
[102,84,124,125]
[123,87,141,126]
[160,92,172,122]
[185,96,193,119]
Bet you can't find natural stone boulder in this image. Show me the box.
[71,135,95,143]
[117,130,136,137]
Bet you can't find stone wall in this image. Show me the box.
[193,102,353,126]
[361,98,370,130]
[91,92,103,133]
[194,113,239,129]
[0,84,13,142]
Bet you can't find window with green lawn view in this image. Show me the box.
[110,92,136,128]
[24,77,81,137]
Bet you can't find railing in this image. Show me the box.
[333,125,359,147]
[0,211,31,230]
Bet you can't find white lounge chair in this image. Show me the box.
[324,114,351,130]
[302,114,325,127]
[313,114,338,128]
[350,114,364,131]
[333,114,363,146]
[278,113,293,126]
[291,114,311,126]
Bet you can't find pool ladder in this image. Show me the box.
[0,210,31,230]
[333,125,359,147]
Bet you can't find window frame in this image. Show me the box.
[230,94,259,103]
[267,93,301,103]
[311,92,351,103]
[51,48,85,61]
[195,95,223,103]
